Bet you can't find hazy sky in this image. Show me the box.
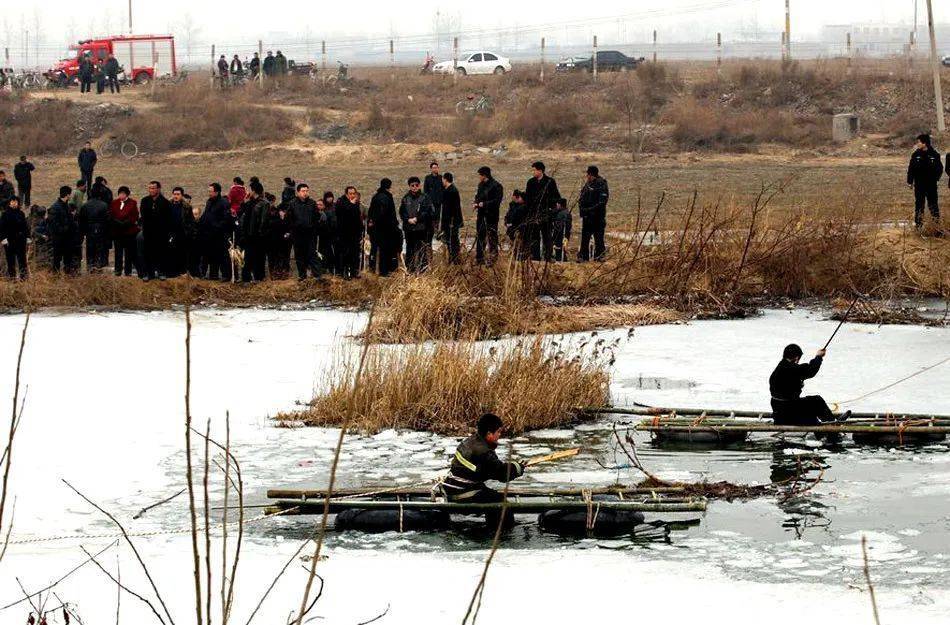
[1,0,941,63]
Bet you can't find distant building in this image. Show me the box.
[820,21,950,55]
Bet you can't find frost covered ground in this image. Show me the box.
[0,308,947,624]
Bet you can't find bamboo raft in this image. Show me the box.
[589,405,950,422]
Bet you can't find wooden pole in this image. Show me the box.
[128,0,133,34]
[210,44,215,89]
[847,32,852,67]
[823,295,861,350]
[389,39,394,81]
[581,405,950,421]
[266,485,686,499]
[926,0,946,132]
[453,36,459,83]
[652,30,657,63]
[781,32,786,61]
[321,40,326,71]
[258,40,264,88]
[638,423,950,434]
[540,36,545,83]
[717,32,722,73]
[267,499,708,514]
[784,0,791,61]
[524,448,579,467]
[592,34,598,81]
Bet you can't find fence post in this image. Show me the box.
[210,44,216,89]
[909,31,915,67]
[717,32,722,73]
[846,32,852,68]
[453,36,459,83]
[652,30,657,63]
[540,36,545,83]
[321,40,326,71]
[258,40,264,88]
[781,32,786,61]
[592,35,598,81]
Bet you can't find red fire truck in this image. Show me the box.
[45,34,177,86]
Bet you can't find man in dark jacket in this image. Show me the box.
[217,55,229,86]
[265,193,292,279]
[287,183,323,280]
[199,182,234,281]
[907,134,943,229]
[275,50,288,75]
[78,142,97,191]
[48,186,78,274]
[262,51,277,77]
[524,161,561,261]
[78,192,111,271]
[504,190,530,260]
[30,206,51,269]
[167,187,196,277]
[442,413,525,529]
[104,54,121,93]
[229,54,243,76]
[140,181,171,281]
[423,161,444,240]
[399,177,434,273]
[578,165,609,261]
[0,171,14,209]
[440,172,463,264]
[280,177,296,208]
[0,196,30,280]
[13,156,34,207]
[367,179,401,276]
[550,198,572,262]
[473,166,503,266]
[769,344,850,426]
[237,180,270,282]
[78,54,94,93]
[249,52,261,78]
[335,186,365,279]
[317,195,337,275]
[91,176,114,206]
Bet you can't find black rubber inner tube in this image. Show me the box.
[334,508,450,533]
[537,495,646,537]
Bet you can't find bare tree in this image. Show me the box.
[177,13,202,65]
[31,8,42,69]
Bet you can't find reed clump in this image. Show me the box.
[278,335,614,435]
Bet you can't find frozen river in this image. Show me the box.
[0,307,948,624]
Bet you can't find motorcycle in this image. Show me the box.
[420,53,435,75]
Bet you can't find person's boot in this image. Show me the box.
[836,410,852,422]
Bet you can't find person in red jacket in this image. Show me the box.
[228,177,247,217]
[109,186,140,276]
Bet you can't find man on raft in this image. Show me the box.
[770,344,851,426]
[442,413,525,528]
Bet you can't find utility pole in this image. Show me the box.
[540,36,545,83]
[389,39,395,82]
[784,0,791,61]
[321,41,326,71]
[592,34,598,81]
[652,30,657,63]
[128,0,133,34]
[258,40,264,88]
[926,0,945,132]
[453,36,458,84]
[717,32,722,73]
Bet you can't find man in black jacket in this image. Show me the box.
[504,190,530,260]
[167,187,197,277]
[91,176,114,205]
[48,186,78,274]
[442,413,525,529]
[769,344,850,426]
[287,183,323,280]
[423,161,444,240]
[237,180,270,282]
[78,54,94,93]
[367,179,401,276]
[249,52,261,78]
[0,196,30,280]
[907,133,943,229]
[335,186,365,279]
[104,54,121,93]
[78,193,110,271]
[280,177,296,208]
[78,142,97,192]
[473,166,503,266]
[262,51,277,77]
[199,183,234,281]
[140,181,171,281]
[440,172,463,264]
[265,193,292,279]
[399,177,434,273]
[578,165,609,261]
[13,156,34,207]
[524,161,561,261]
[0,171,14,209]
[317,195,337,275]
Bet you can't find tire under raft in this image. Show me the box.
[538,495,647,537]
[650,427,749,447]
[334,508,450,532]
[851,429,948,446]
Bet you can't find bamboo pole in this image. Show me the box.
[581,406,950,421]
[266,486,685,499]
[266,499,707,514]
[637,423,950,434]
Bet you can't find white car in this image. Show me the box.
[433,51,512,76]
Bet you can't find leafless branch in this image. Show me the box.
[861,535,882,625]
[0,541,115,611]
[80,544,166,625]
[184,306,204,625]
[0,312,29,561]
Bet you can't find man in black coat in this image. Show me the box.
[199,182,234,281]
[287,183,323,280]
[473,166,503,266]
[399,177,434,273]
[367,179,401,276]
[265,193,292,279]
[78,142,97,192]
[140,181,171,281]
[524,161,561,261]
[78,193,111,271]
[335,186,365,279]
[248,52,261,78]
[442,413,525,529]
[907,133,943,229]
[78,54,94,93]
[167,187,196,277]
[504,190,530,260]
[440,172,463,264]
[13,156,34,207]
[578,165,609,261]
[769,344,850,426]
[0,171,14,209]
[423,161,444,241]
[48,186,78,274]
[0,196,30,280]
[262,51,277,77]
[104,54,121,93]
[317,195,337,275]
[237,180,270,282]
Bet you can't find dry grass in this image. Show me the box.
[277,335,614,435]
[0,94,77,155]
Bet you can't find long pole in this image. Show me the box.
[652,29,657,63]
[717,32,722,73]
[926,0,946,132]
[784,0,791,61]
[592,34,598,81]
[128,0,133,34]
[258,40,264,88]
[321,40,326,71]
[453,36,458,84]
[540,36,545,83]
[823,295,861,350]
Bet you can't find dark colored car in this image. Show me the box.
[556,50,645,73]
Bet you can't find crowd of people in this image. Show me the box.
[216,50,289,85]
[0,152,611,282]
[76,51,123,94]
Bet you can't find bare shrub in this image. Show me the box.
[507,99,582,145]
[0,95,76,155]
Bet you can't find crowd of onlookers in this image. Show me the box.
[0,147,611,282]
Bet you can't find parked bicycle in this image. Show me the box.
[455,94,495,117]
[99,135,139,159]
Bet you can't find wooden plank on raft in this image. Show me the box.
[585,406,950,421]
[266,485,686,499]
[265,498,708,515]
[636,423,950,434]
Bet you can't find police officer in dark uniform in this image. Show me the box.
[769,344,850,426]
[907,133,943,229]
[442,413,525,529]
